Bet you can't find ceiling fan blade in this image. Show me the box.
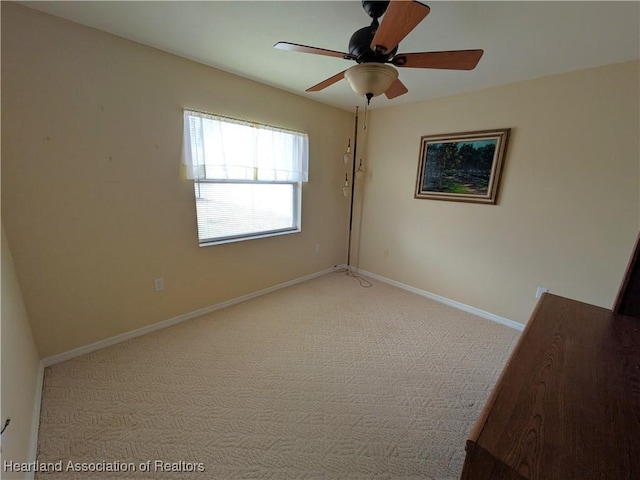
[274,42,351,60]
[306,70,347,92]
[370,0,430,55]
[385,78,408,99]
[393,50,484,70]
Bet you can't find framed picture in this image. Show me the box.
[415,128,511,204]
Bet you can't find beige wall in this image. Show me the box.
[1,226,41,478]
[1,3,352,358]
[358,61,640,323]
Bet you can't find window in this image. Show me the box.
[182,110,309,246]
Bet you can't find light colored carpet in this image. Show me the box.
[35,273,520,480]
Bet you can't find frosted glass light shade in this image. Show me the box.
[344,63,398,98]
[355,160,365,180]
[343,140,352,163]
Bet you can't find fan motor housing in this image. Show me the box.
[348,25,397,63]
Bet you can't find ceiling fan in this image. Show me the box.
[274,0,483,104]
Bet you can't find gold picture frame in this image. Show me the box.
[415,128,511,204]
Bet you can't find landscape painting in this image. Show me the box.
[415,129,510,204]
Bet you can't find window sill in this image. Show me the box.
[198,227,301,247]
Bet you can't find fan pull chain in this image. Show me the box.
[363,103,368,130]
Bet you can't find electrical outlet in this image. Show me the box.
[154,278,164,292]
[315,243,320,253]
[383,249,389,258]
[536,287,548,299]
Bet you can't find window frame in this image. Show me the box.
[193,178,302,247]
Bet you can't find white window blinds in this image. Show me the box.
[182,110,309,182]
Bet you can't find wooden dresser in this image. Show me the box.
[461,293,640,479]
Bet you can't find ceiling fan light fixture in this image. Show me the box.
[344,63,398,100]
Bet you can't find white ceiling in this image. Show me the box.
[19,1,640,112]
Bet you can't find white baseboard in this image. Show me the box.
[41,266,337,368]
[354,268,525,332]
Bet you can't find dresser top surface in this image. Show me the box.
[472,293,640,479]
